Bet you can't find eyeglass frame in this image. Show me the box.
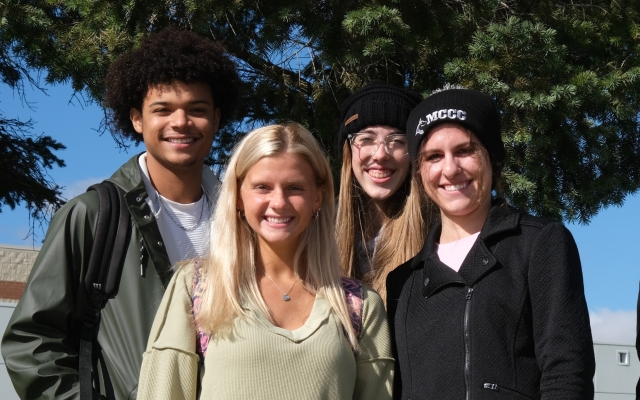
[347,132,409,157]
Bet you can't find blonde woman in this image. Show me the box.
[138,123,393,400]
[336,81,430,301]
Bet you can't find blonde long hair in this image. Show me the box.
[195,123,359,349]
[336,142,431,302]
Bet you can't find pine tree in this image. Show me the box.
[1,0,639,222]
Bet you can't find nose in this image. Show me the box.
[169,109,189,129]
[269,188,288,210]
[442,154,460,177]
[371,139,389,161]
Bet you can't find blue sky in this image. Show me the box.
[1,81,638,344]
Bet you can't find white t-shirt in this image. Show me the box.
[436,232,480,272]
[138,154,211,266]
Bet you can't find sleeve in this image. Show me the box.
[1,195,97,400]
[353,286,394,400]
[528,222,596,399]
[137,268,199,400]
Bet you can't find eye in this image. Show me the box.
[254,184,270,192]
[387,136,407,146]
[289,185,304,192]
[425,153,442,162]
[356,134,376,144]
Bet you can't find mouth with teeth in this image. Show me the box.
[442,181,470,191]
[366,169,394,179]
[166,137,196,144]
[265,216,293,224]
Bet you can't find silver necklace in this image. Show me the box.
[263,272,298,301]
[156,189,207,232]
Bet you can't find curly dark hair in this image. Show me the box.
[104,26,240,142]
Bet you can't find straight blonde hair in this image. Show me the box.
[194,123,359,349]
[336,142,431,303]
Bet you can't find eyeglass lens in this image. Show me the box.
[351,133,408,156]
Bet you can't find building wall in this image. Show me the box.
[0,245,38,302]
[1,245,37,399]
[594,342,639,400]
[1,302,20,400]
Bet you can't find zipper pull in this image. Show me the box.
[484,383,499,391]
[466,287,474,299]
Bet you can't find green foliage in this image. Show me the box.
[0,114,66,223]
[2,0,640,222]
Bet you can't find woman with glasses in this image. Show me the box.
[387,89,595,399]
[336,81,430,301]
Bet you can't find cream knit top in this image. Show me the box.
[138,267,394,399]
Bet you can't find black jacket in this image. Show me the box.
[387,204,595,400]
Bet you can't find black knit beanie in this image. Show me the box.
[339,80,423,146]
[406,88,505,165]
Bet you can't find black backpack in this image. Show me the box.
[79,180,131,400]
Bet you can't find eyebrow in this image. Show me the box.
[147,99,212,107]
[424,141,474,154]
[360,128,405,135]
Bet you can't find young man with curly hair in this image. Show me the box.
[2,27,240,399]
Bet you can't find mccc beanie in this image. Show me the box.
[406,88,505,165]
[339,80,423,146]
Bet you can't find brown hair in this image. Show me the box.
[336,142,431,302]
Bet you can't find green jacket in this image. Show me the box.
[1,154,220,400]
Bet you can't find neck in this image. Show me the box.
[364,200,387,242]
[146,156,204,203]
[439,201,491,244]
[256,243,300,278]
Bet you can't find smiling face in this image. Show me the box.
[350,125,410,208]
[130,80,220,177]
[419,123,493,225]
[238,153,323,255]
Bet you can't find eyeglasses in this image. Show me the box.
[348,132,408,157]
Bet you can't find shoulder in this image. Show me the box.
[518,211,559,230]
[484,204,569,242]
[386,258,416,302]
[202,166,221,199]
[360,284,386,320]
[362,284,384,313]
[173,260,198,291]
[515,212,573,244]
[46,191,101,232]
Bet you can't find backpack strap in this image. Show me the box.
[192,262,210,359]
[342,277,364,340]
[80,180,131,400]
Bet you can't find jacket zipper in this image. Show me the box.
[483,383,535,399]
[464,287,473,400]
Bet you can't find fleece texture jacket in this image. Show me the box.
[387,203,595,400]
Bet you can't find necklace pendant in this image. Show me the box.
[283,294,291,301]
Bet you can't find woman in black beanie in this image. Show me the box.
[336,81,430,302]
[387,88,596,399]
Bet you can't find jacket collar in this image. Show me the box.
[106,153,221,197]
[411,202,522,297]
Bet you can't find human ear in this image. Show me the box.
[212,108,221,133]
[236,181,245,211]
[314,184,324,210]
[130,108,143,135]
